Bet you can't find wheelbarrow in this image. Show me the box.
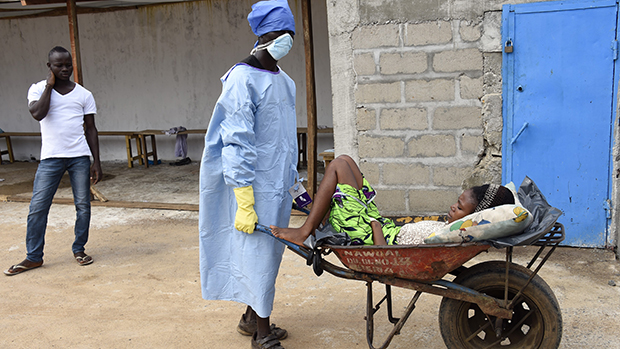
[255,177,565,349]
[256,221,564,349]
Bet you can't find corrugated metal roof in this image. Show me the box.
[0,0,193,19]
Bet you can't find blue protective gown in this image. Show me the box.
[199,63,298,318]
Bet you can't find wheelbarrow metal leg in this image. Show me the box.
[385,285,399,324]
[365,281,422,349]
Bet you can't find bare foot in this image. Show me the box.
[270,225,313,246]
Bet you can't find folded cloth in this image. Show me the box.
[165,126,187,135]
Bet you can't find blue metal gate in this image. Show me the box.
[502,0,620,246]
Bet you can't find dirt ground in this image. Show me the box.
[1,160,620,348]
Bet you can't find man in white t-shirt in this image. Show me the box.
[4,46,102,276]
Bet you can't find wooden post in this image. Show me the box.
[66,0,83,85]
[301,0,318,198]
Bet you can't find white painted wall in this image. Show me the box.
[0,0,333,162]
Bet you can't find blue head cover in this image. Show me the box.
[247,0,296,38]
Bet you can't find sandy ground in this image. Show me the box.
[1,161,620,348]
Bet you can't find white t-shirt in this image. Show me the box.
[27,80,97,160]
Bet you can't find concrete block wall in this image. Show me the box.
[348,18,500,216]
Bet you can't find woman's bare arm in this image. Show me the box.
[371,220,387,245]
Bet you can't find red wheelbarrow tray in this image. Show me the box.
[326,242,490,282]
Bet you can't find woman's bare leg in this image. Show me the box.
[271,155,363,245]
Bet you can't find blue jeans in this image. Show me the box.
[26,156,92,262]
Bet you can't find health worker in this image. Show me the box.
[198,1,297,349]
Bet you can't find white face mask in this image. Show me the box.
[250,33,294,61]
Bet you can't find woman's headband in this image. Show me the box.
[474,183,500,212]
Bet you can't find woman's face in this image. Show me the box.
[447,189,477,223]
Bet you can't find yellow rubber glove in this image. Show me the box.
[233,185,258,234]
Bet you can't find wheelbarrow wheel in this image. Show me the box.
[438,261,562,349]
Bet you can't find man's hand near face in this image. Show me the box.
[46,69,55,88]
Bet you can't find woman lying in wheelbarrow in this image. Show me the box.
[272,155,514,246]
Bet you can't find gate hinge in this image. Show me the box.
[604,199,612,219]
[612,40,618,61]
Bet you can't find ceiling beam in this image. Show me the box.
[21,0,99,5]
